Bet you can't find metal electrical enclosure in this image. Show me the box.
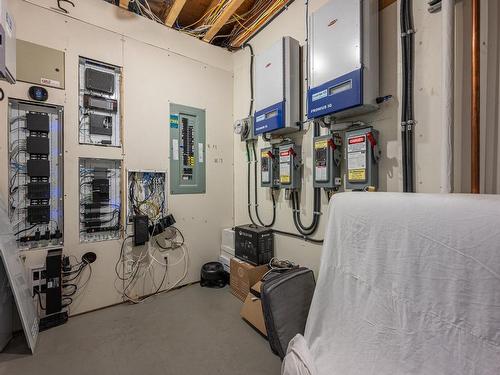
[0,0,15,84]
[345,127,380,190]
[170,103,206,194]
[278,144,301,190]
[254,37,300,136]
[313,134,342,189]
[308,0,379,119]
[260,147,279,189]
[8,100,64,249]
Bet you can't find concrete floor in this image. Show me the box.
[0,284,281,375]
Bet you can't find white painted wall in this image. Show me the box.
[0,0,234,315]
[232,0,445,274]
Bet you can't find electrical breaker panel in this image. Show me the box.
[79,57,121,147]
[8,100,64,249]
[254,36,300,136]
[308,0,379,119]
[170,103,206,194]
[79,158,121,243]
[345,127,380,190]
[313,134,342,189]
[278,144,301,190]
[260,147,279,189]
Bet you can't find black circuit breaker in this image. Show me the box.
[313,134,342,189]
[260,147,279,189]
[345,127,381,190]
[235,225,274,266]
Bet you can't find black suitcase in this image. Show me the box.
[260,267,316,359]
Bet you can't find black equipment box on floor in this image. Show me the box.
[235,224,274,266]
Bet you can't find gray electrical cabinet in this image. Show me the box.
[170,103,206,194]
[313,134,342,189]
[260,147,279,189]
[345,127,380,190]
[278,143,301,190]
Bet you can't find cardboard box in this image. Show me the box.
[230,258,268,301]
[240,281,267,336]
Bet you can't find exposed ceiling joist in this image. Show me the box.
[202,0,246,42]
[379,0,397,10]
[119,0,129,9]
[165,0,188,27]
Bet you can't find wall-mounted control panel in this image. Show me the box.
[313,134,342,189]
[260,147,279,189]
[345,127,380,190]
[79,57,121,147]
[278,143,301,190]
[308,0,379,119]
[8,100,64,249]
[79,158,121,243]
[170,103,206,194]
[254,36,300,136]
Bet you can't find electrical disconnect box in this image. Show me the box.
[170,103,206,194]
[345,127,380,190]
[260,147,279,189]
[79,57,121,147]
[278,144,301,190]
[254,36,300,136]
[79,158,121,243]
[0,0,16,84]
[8,100,64,249]
[308,0,379,119]
[313,134,342,189]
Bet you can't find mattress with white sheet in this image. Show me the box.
[283,193,500,375]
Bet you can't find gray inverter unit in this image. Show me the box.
[0,0,15,83]
[254,36,300,136]
[307,0,379,119]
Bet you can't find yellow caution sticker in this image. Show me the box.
[280,175,290,184]
[314,140,327,149]
[348,169,366,182]
[261,151,268,158]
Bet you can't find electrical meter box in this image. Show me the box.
[170,103,206,194]
[254,37,300,136]
[0,0,15,83]
[345,127,380,190]
[260,147,279,189]
[278,144,301,190]
[307,0,379,119]
[313,134,342,189]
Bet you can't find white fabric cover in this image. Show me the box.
[283,193,500,375]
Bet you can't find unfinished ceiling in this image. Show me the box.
[111,0,293,49]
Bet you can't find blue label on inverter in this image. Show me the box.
[307,69,363,119]
[254,101,285,135]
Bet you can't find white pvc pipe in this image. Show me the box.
[441,0,455,193]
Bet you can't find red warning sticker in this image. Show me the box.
[349,136,366,145]
[280,150,290,157]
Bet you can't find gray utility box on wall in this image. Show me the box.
[169,103,206,194]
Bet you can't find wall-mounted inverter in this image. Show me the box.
[254,36,300,136]
[307,0,379,119]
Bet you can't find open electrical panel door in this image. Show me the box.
[0,199,39,353]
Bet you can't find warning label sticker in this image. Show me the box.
[280,162,290,184]
[348,136,366,152]
[314,140,327,149]
[315,166,327,181]
[349,169,366,181]
[348,151,366,170]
